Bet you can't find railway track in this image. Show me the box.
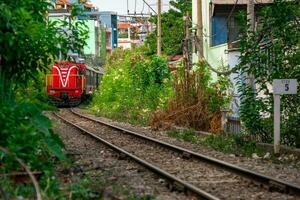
[53,109,300,200]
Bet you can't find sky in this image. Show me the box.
[91,0,170,15]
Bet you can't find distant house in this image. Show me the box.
[49,0,102,59]
[54,0,71,10]
[99,11,118,54]
[117,16,151,49]
[118,23,132,49]
[192,0,272,117]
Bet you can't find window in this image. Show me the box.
[228,16,240,43]
[211,16,228,46]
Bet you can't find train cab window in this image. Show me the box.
[79,68,84,75]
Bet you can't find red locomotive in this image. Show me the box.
[46,55,103,106]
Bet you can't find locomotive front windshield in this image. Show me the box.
[60,63,69,68]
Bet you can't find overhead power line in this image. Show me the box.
[142,0,157,14]
[127,0,157,15]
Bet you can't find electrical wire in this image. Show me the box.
[141,1,145,14]
[142,0,157,14]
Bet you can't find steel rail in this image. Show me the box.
[53,112,219,200]
[70,108,300,196]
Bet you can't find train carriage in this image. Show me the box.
[46,56,103,106]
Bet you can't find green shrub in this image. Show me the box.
[237,0,300,147]
[0,78,64,199]
[167,129,199,143]
[89,47,174,125]
[204,134,259,156]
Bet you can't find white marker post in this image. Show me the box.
[273,79,298,154]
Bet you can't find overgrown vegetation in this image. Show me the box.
[167,129,262,156]
[151,62,231,133]
[167,129,200,143]
[0,77,65,199]
[204,134,261,156]
[0,0,89,198]
[145,0,191,55]
[237,0,300,147]
[89,47,174,125]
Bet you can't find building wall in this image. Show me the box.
[111,14,118,48]
[228,50,241,117]
[118,40,132,49]
[83,20,96,55]
[49,15,99,57]
[100,12,118,50]
[192,0,240,116]
[100,27,107,61]
[204,0,229,69]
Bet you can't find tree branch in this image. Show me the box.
[194,35,237,76]
[0,146,42,200]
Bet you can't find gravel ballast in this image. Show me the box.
[49,112,193,200]
[58,109,299,199]
[74,108,300,186]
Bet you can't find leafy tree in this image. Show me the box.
[145,0,192,55]
[90,47,173,125]
[0,0,89,198]
[0,0,88,85]
[237,0,300,146]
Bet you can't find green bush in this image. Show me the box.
[0,78,65,199]
[89,47,174,125]
[204,134,259,156]
[0,0,90,198]
[167,129,199,143]
[237,0,300,147]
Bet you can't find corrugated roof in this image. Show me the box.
[56,0,70,5]
[212,0,273,5]
[84,2,93,8]
[118,23,131,29]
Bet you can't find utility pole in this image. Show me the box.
[196,0,203,59]
[184,14,192,70]
[247,0,255,89]
[247,0,255,32]
[157,0,162,56]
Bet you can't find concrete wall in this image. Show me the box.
[228,50,241,117]
[100,12,118,50]
[192,0,241,117]
[49,16,98,56]
[83,20,96,55]
[192,0,229,72]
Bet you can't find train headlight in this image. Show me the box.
[75,90,79,93]
[49,90,56,95]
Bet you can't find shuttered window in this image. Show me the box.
[211,16,228,46]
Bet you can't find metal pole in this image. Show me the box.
[157,0,162,56]
[196,0,203,59]
[274,94,280,154]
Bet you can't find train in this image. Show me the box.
[46,55,103,106]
